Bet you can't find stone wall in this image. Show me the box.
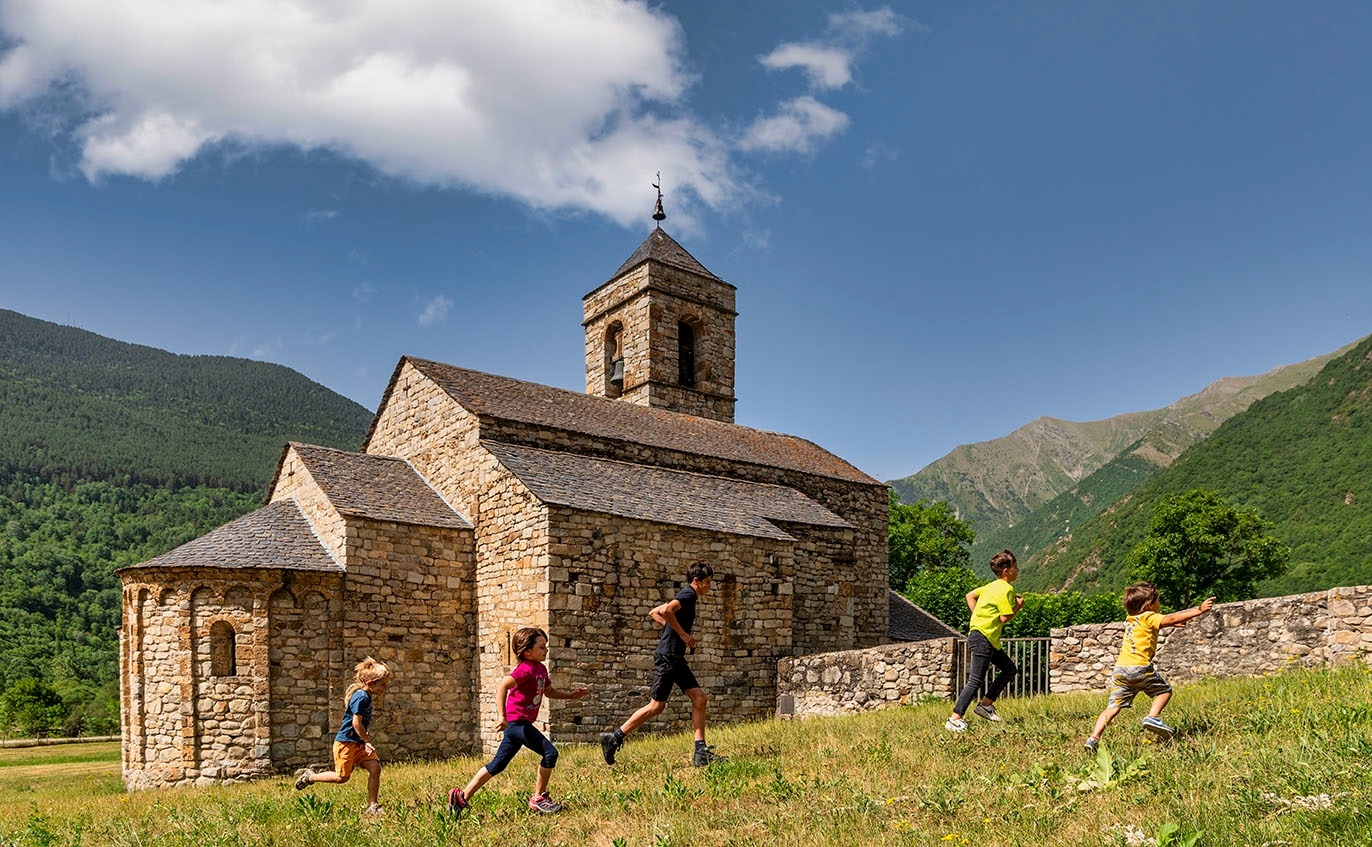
[776,638,959,718]
[120,512,475,789]
[470,457,552,753]
[267,579,341,772]
[1051,585,1372,693]
[337,515,477,760]
[121,569,344,790]
[544,507,793,743]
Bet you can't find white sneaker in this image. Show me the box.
[973,702,1003,722]
[945,717,968,732]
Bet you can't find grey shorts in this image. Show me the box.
[1108,665,1172,708]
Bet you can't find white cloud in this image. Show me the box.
[758,44,852,91]
[829,8,907,41]
[739,96,849,155]
[0,0,744,225]
[756,6,907,92]
[417,294,452,326]
[302,208,340,226]
[352,281,377,301]
[746,7,905,157]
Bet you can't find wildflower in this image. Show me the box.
[942,834,957,841]
[892,819,914,833]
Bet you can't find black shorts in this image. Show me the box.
[649,652,699,702]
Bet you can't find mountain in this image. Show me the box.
[0,308,373,490]
[889,346,1345,572]
[0,308,373,732]
[1020,333,1372,596]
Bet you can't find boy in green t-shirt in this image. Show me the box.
[945,550,1025,732]
[1083,581,1214,753]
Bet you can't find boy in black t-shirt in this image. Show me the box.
[600,561,721,767]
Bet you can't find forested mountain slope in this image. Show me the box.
[0,309,372,733]
[1021,333,1372,596]
[0,308,372,489]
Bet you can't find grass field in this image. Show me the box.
[2,666,1370,846]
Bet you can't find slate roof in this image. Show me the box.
[120,499,342,573]
[283,443,472,529]
[888,591,962,641]
[483,440,851,541]
[378,358,878,487]
[600,227,726,287]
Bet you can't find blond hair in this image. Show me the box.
[344,656,391,703]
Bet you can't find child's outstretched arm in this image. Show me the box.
[546,683,590,700]
[1160,596,1215,628]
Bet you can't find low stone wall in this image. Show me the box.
[774,586,1372,718]
[1051,585,1372,693]
[776,638,958,718]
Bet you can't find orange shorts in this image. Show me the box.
[331,740,380,779]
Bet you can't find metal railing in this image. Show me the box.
[953,636,1052,698]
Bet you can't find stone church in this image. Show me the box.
[118,222,891,789]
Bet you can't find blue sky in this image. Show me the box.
[2,1,1370,481]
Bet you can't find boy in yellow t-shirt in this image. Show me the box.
[1084,582,1215,753]
[945,550,1026,732]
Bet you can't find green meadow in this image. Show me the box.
[3,666,1371,847]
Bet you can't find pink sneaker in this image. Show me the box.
[447,787,468,817]
[529,792,563,814]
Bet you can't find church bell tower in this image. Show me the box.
[582,184,737,423]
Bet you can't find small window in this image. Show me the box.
[605,323,625,397]
[209,621,237,676]
[677,321,696,388]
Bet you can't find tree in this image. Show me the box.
[0,678,65,737]
[888,489,976,590]
[1127,489,1289,609]
[903,566,982,633]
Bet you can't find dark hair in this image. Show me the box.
[512,627,547,661]
[687,561,714,584]
[1123,582,1160,616]
[988,549,1017,576]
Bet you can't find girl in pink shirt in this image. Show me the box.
[446,627,589,816]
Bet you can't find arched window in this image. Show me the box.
[677,320,697,388]
[604,323,625,397]
[209,621,237,676]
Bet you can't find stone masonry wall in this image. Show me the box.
[121,568,344,790]
[478,417,890,649]
[1051,585,1372,693]
[777,522,864,655]
[544,507,793,744]
[776,638,959,718]
[336,515,478,761]
[468,456,552,753]
[267,576,343,771]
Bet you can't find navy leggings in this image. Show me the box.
[953,630,1018,716]
[485,721,558,775]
